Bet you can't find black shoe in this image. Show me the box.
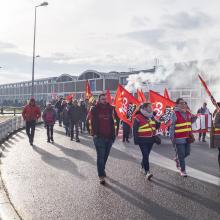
[202,139,206,142]
[99,177,105,185]
[126,139,130,143]
[51,138,54,143]
[123,139,125,142]
[71,138,73,141]
[76,138,80,142]
[29,138,33,145]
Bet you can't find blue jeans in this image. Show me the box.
[175,143,190,171]
[93,137,113,177]
[139,143,154,172]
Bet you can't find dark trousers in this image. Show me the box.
[57,111,62,126]
[70,121,79,140]
[79,120,86,132]
[218,148,220,169]
[93,137,113,177]
[199,132,206,141]
[139,143,153,172]
[46,125,54,140]
[26,120,36,143]
[175,143,190,171]
[123,124,130,141]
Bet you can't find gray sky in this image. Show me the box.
[1,0,220,83]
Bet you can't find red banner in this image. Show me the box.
[85,80,92,99]
[149,90,175,119]
[137,89,147,103]
[114,84,140,127]
[65,93,74,101]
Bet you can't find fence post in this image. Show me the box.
[1,106,3,115]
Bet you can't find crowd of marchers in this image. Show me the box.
[21,94,220,185]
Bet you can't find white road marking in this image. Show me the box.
[150,151,220,186]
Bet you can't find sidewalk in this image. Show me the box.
[0,124,220,220]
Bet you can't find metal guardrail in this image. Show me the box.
[0,116,25,142]
[0,106,23,116]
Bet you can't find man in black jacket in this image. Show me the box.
[197,102,210,142]
[55,97,63,126]
[68,99,81,142]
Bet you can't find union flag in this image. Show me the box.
[85,80,92,99]
[137,89,147,103]
[114,84,140,127]
[149,90,175,120]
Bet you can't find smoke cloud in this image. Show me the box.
[125,58,220,113]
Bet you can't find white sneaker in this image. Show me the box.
[145,172,153,180]
[180,170,187,177]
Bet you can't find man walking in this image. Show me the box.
[68,99,81,142]
[197,102,210,142]
[22,98,41,146]
[55,97,63,126]
[90,93,116,184]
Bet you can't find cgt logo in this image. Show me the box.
[153,102,163,117]
[119,97,128,114]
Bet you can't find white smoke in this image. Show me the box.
[125,58,220,113]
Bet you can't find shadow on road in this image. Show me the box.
[52,142,96,166]
[106,177,188,220]
[153,177,220,214]
[32,145,86,180]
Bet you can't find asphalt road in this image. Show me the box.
[0,125,220,220]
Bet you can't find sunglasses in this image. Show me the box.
[179,102,187,104]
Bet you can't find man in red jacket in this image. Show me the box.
[90,93,116,185]
[22,98,41,146]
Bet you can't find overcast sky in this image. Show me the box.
[1,0,220,84]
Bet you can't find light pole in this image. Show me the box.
[31,2,48,97]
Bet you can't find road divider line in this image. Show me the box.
[151,151,220,186]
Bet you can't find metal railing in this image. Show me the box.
[0,116,25,142]
[0,106,23,116]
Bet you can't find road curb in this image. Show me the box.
[0,130,23,220]
[0,122,43,220]
[0,173,22,220]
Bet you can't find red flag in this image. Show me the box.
[85,80,92,99]
[114,84,140,127]
[149,90,175,119]
[65,93,74,101]
[137,89,147,103]
[106,89,112,105]
[198,74,220,113]
[164,88,170,100]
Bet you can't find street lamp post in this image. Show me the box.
[31,1,48,97]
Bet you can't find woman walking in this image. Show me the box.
[43,102,56,143]
[133,102,160,180]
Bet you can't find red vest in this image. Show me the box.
[214,128,220,136]
[174,111,192,139]
[135,114,156,137]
